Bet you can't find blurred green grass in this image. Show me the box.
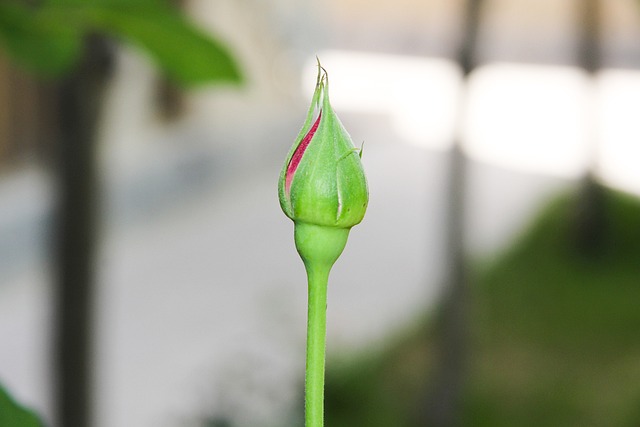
[324,188,640,427]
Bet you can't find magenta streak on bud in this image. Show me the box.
[285,111,322,196]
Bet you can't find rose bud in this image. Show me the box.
[278,64,368,269]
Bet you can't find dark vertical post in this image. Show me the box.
[578,0,600,74]
[573,0,607,256]
[0,55,9,162]
[418,1,483,426]
[53,34,113,427]
[156,0,186,121]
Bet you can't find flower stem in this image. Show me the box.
[305,263,330,427]
[294,222,350,427]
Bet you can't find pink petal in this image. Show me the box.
[285,111,322,195]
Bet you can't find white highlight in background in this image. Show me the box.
[597,69,640,195]
[463,63,592,178]
[303,51,462,150]
[304,50,640,195]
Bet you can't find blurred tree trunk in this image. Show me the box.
[416,1,483,426]
[156,72,185,120]
[52,33,113,427]
[0,53,52,165]
[0,54,10,162]
[573,0,608,257]
[156,0,187,121]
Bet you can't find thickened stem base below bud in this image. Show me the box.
[295,222,350,271]
[294,222,350,427]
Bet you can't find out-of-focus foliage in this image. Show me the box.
[323,188,640,427]
[466,189,640,427]
[0,2,81,75]
[0,384,43,427]
[0,0,241,85]
[324,325,433,427]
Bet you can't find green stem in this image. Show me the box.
[294,222,350,427]
[305,264,330,427]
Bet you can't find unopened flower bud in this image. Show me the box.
[278,66,368,230]
[278,63,368,270]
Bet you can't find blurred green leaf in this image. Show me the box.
[86,2,242,86]
[0,383,44,427]
[0,2,82,76]
[0,1,241,85]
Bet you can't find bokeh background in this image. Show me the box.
[1,0,640,426]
